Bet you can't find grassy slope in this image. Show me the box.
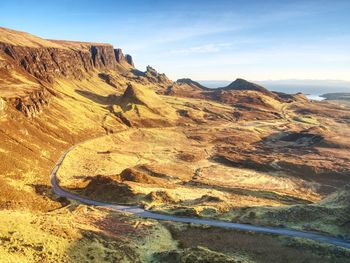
[0,27,65,48]
[1,26,350,262]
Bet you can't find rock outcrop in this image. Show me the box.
[114,48,134,67]
[125,54,134,67]
[114,48,125,64]
[112,83,178,127]
[5,87,52,117]
[144,66,172,85]
[98,73,119,88]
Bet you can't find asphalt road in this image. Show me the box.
[50,143,350,250]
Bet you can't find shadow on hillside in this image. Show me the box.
[259,131,323,149]
[63,207,350,262]
[131,68,145,77]
[64,175,145,205]
[64,211,142,262]
[162,222,350,263]
[75,89,120,105]
[32,183,71,207]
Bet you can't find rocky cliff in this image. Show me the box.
[114,48,134,67]
[125,54,134,67]
[0,27,135,117]
[0,42,134,84]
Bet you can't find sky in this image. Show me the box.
[1,0,350,81]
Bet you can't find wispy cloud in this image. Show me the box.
[170,43,232,54]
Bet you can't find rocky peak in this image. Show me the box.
[117,83,178,127]
[114,48,134,67]
[90,45,117,69]
[142,66,172,87]
[114,48,125,63]
[122,83,144,105]
[146,65,158,77]
[125,54,134,67]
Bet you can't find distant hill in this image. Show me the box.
[176,78,209,90]
[198,79,350,94]
[219,78,270,94]
[321,92,350,101]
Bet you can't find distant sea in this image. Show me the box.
[305,94,325,101]
[198,80,350,101]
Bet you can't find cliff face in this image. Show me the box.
[114,48,134,67]
[0,27,135,117]
[90,45,118,69]
[125,54,134,67]
[0,42,132,83]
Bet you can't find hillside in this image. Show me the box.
[0,26,350,262]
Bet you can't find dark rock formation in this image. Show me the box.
[114,48,134,67]
[145,65,158,77]
[144,66,172,85]
[114,48,125,63]
[125,54,134,67]
[98,73,119,88]
[90,45,117,69]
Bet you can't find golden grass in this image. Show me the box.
[0,27,64,48]
[0,206,178,263]
[57,124,320,217]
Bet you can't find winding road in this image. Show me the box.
[51,143,350,250]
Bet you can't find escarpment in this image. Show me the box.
[0,27,136,117]
[0,42,133,83]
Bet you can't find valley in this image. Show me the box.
[0,26,350,262]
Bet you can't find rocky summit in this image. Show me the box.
[0,26,350,263]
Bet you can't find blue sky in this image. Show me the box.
[1,0,350,81]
